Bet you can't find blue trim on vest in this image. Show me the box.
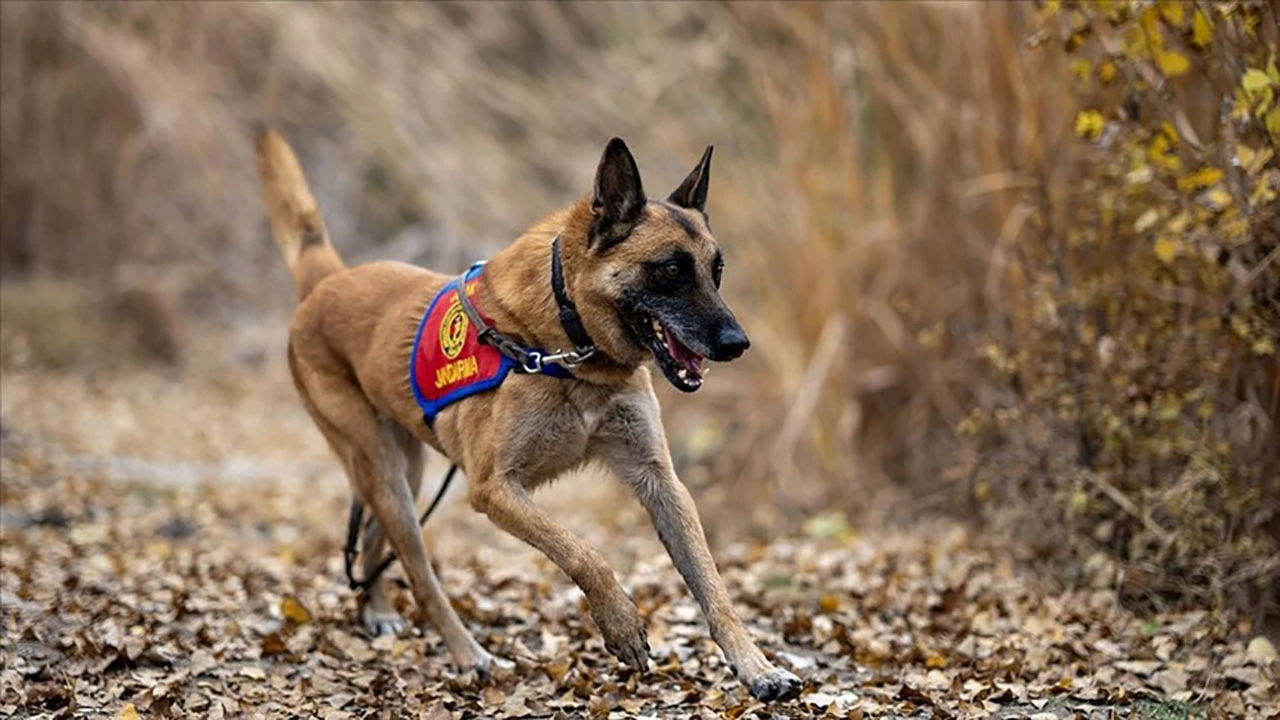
[410,263,572,425]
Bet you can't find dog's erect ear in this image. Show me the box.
[667,145,713,213]
[590,138,646,249]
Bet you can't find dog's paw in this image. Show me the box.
[472,652,514,682]
[594,603,650,670]
[740,665,803,703]
[360,606,408,637]
[455,649,513,685]
[468,650,494,681]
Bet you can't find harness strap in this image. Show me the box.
[344,464,458,592]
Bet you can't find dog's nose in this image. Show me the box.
[714,325,750,361]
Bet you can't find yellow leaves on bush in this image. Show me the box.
[1238,65,1278,123]
[1190,10,1214,49]
[1235,145,1274,177]
[973,478,990,503]
[1229,314,1277,357]
[1241,69,1271,94]
[1139,7,1161,49]
[1007,0,1278,617]
[1157,1,1185,27]
[1156,50,1191,77]
[1249,168,1278,208]
[917,322,945,349]
[1120,5,1192,77]
[1220,209,1250,242]
[978,342,1017,375]
[1071,59,1092,88]
[1153,236,1180,264]
[1095,0,1127,24]
[1153,393,1182,422]
[1176,166,1223,194]
[1148,133,1181,171]
[1134,208,1160,233]
[1253,336,1276,357]
[1068,488,1089,517]
[1098,60,1118,85]
[1204,187,1232,211]
[1075,109,1106,140]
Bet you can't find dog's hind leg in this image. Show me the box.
[299,367,491,673]
[357,425,426,636]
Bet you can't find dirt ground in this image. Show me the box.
[0,357,1274,719]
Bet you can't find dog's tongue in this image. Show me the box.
[665,332,704,374]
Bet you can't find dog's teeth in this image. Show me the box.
[677,369,687,379]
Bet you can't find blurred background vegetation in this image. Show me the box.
[1,2,1276,629]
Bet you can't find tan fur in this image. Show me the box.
[254,129,344,299]
[256,129,801,701]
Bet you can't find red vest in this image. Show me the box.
[409,264,571,424]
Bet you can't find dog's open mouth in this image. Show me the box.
[640,315,704,392]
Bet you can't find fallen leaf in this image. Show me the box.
[281,595,312,625]
[1246,637,1277,665]
[1150,667,1189,695]
[261,632,288,657]
[1115,660,1163,677]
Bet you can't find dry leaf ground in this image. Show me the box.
[1,356,1274,719]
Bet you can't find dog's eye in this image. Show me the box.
[712,257,724,288]
[648,251,693,291]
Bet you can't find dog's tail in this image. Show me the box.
[254,126,344,300]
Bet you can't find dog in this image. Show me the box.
[254,128,802,702]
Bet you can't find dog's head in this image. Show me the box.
[572,138,749,393]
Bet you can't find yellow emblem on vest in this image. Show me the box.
[439,301,468,360]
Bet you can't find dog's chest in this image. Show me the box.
[510,384,616,488]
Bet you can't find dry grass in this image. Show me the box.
[1,2,1276,623]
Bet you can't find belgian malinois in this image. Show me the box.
[255,128,802,702]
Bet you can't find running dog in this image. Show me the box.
[255,128,802,702]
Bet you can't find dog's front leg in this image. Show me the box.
[468,476,650,669]
[594,392,803,702]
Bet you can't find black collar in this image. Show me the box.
[551,235,596,354]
